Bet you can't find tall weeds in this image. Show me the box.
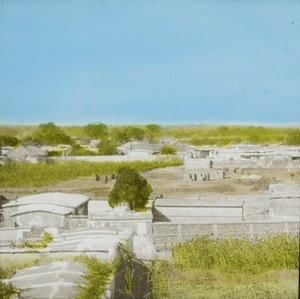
[171,234,299,273]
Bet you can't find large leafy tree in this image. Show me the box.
[110,126,145,144]
[83,122,108,139]
[108,166,151,211]
[124,126,145,141]
[31,122,73,145]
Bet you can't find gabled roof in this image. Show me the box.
[5,145,47,159]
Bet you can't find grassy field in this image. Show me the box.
[0,158,182,187]
[150,235,299,299]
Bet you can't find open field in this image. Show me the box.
[1,165,299,199]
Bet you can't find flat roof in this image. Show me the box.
[154,198,243,207]
[2,192,89,209]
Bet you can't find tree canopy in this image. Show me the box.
[30,122,73,145]
[0,135,19,147]
[83,122,108,139]
[97,139,118,155]
[145,124,161,142]
[108,166,151,211]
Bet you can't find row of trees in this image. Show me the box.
[0,122,164,156]
[2,123,300,147]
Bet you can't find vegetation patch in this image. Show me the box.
[74,255,116,299]
[12,231,53,250]
[0,158,182,187]
[149,234,299,299]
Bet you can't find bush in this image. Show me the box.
[13,231,53,249]
[161,145,177,155]
[75,256,115,299]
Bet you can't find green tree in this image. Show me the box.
[31,122,73,145]
[146,124,161,143]
[124,126,145,141]
[108,166,151,211]
[0,135,19,146]
[160,145,177,155]
[83,122,108,139]
[97,139,117,155]
[110,127,129,144]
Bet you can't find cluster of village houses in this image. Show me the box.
[1,139,300,164]
[0,140,300,298]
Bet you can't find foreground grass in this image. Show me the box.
[166,269,298,299]
[0,158,182,187]
[150,235,299,299]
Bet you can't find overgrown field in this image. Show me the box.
[150,235,299,299]
[0,158,182,187]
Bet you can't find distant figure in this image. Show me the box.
[105,176,108,184]
[95,175,100,181]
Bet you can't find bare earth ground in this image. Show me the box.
[1,166,300,199]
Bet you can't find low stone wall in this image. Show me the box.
[0,228,30,246]
[50,155,171,162]
[65,215,89,229]
[152,221,300,248]
[88,218,153,238]
[213,159,300,169]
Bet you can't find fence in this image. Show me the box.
[152,221,300,249]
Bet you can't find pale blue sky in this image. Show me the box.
[0,0,299,125]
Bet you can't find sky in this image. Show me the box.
[0,0,300,126]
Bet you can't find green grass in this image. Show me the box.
[172,235,299,273]
[149,234,299,299]
[74,255,116,299]
[0,158,182,187]
[12,231,53,250]
[165,269,298,299]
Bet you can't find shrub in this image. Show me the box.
[75,255,115,299]
[161,145,177,155]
